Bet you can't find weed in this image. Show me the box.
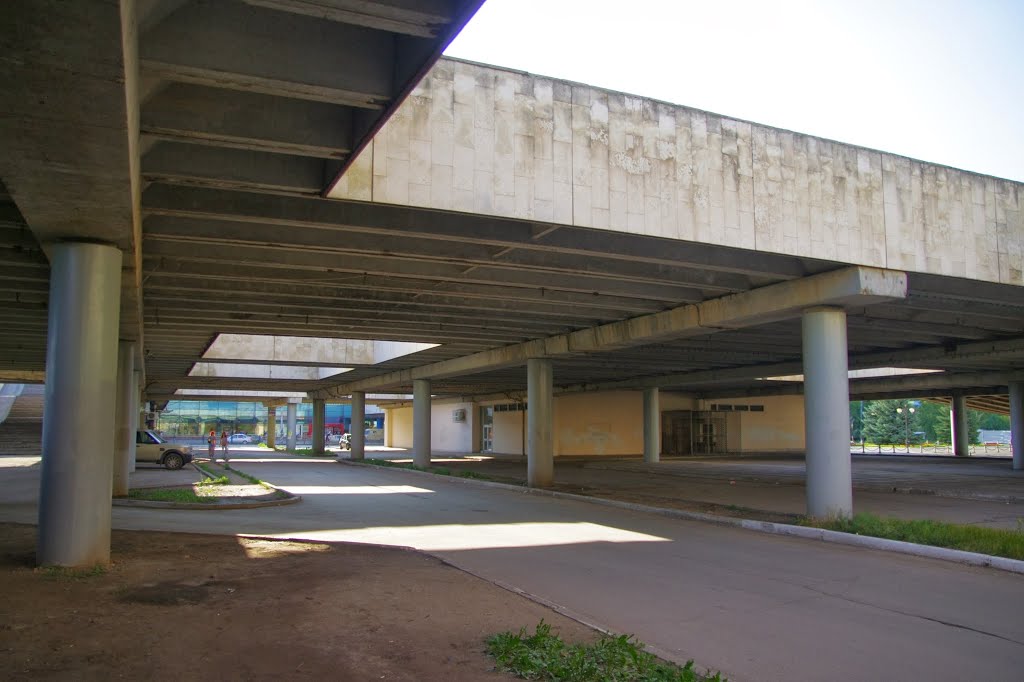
[802,512,1024,561]
[197,475,229,486]
[38,564,107,580]
[127,487,215,504]
[486,621,724,681]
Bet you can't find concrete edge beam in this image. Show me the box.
[313,266,908,397]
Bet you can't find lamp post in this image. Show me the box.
[896,405,915,450]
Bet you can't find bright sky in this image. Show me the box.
[446,0,1024,182]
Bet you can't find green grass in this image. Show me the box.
[802,512,1024,561]
[486,621,724,682]
[38,564,107,580]
[127,487,216,504]
[197,474,229,486]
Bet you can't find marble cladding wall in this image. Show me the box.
[331,58,1022,285]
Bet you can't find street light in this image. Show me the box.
[896,405,916,450]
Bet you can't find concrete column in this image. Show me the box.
[312,398,326,455]
[527,358,554,487]
[130,370,140,472]
[802,307,853,518]
[351,391,366,461]
[266,406,277,448]
[413,379,431,467]
[643,387,660,464]
[38,242,122,566]
[286,401,297,450]
[1010,381,1024,471]
[112,341,135,496]
[951,392,970,457]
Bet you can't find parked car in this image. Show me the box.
[227,433,253,444]
[136,430,193,470]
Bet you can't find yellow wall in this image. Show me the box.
[386,406,414,449]
[706,395,806,452]
[491,409,524,455]
[660,392,697,411]
[388,391,806,456]
[555,390,643,456]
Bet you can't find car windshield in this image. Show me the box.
[142,430,164,444]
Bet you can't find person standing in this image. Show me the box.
[220,430,229,465]
[207,430,216,461]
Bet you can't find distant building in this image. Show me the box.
[978,430,1012,445]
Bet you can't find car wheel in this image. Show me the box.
[163,452,185,470]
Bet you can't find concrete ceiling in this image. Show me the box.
[1,1,1022,411]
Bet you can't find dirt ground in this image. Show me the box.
[0,522,598,681]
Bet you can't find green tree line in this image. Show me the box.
[849,399,1009,445]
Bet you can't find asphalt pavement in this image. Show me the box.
[1,449,1022,681]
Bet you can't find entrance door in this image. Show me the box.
[661,411,693,456]
[481,406,493,452]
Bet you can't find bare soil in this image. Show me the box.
[0,523,597,681]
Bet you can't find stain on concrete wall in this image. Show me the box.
[332,58,1022,285]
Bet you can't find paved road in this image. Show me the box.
[2,453,1023,681]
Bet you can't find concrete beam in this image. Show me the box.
[242,0,453,37]
[141,1,393,106]
[143,144,327,194]
[141,85,354,157]
[314,266,907,396]
[140,238,703,304]
[558,336,1024,394]
[139,184,814,279]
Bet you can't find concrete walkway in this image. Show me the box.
[1,450,1022,681]
[373,451,1024,530]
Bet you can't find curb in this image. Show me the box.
[337,459,1024,575]
[113,493,302,510]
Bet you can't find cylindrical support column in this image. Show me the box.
[413,379,431,467]
[38,242,122,566]
[312,398,326,455]
[286,401,297,450]
[951,392,970,457]
[351,391,366,461]
[266,406,277,448]
[130,370,140,473]
[112,341,135,496]
[527,358,554,487]
[1010,381,1024,471]
[642,387,660,464]
[802,307,852,518]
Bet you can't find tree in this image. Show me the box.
[976,411,1010,431]
[913,401,948,442]
[862,399,921,445]
[849,401,865,443]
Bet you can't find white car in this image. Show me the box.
[227,433,253,444]
[136,430,193,470]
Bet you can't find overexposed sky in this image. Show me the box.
[446,0,1024,182]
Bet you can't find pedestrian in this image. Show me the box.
[207,429,216,461]
[220,430,229,465]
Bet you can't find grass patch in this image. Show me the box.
[486,621,724,681]
[802,512,1024,561]
[38,564,107,580]
[127,487,216,504]
[197,474,229,486]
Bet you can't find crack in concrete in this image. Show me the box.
[802,584,1024,647]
